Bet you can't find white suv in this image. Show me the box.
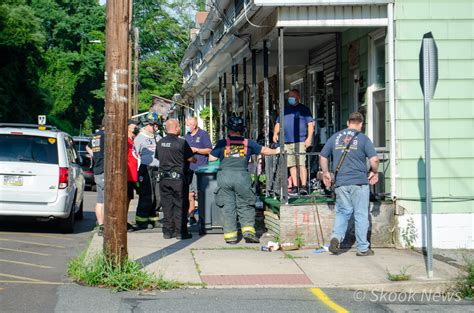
[0,124,85,233]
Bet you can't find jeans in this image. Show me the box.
[331,184,370,252]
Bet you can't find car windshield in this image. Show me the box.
[0,134,58,164]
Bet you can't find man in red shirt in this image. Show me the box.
[127,119,139,231]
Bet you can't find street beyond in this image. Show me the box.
[0,191,471,313]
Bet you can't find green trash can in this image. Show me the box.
[195,163,223,234]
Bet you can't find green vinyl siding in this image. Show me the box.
[395,0,474,214]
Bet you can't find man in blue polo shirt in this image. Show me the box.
[185,117,212,224]
[273,89,314,196]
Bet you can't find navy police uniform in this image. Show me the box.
[156,134,194,239]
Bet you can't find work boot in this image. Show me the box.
[329,237,341,255]
[135,222,148,231]
[127,223,136,232]
[356,249,375,256]
[163,232,175,239]
[243,232,260,243]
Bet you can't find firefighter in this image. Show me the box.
[156,119,196,239]
[134,112,160,229]
[209,116,280,244]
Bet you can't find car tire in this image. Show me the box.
[75,200,84,220]
[59,201,75,234]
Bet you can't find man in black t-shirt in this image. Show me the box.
[86,118,105,236]
[156,119,196,240]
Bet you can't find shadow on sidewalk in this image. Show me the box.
[135,235,201,268]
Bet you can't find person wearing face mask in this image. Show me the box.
[185,117,212,225]
[127,119,140,232]
[273,89,314,196]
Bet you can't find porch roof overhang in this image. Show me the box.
[254,0,392,5]
[276,5,388,27]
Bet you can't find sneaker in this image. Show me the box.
[288,187,298,196]
[147,223,155,230]
[176,233,193,240]
[243,232,260,243]
[225,239,238,245]
[299,186,309,196]
[328,237,340,255]
[189,216,197,225]
[97,224,104,236]
[356,249,375,256]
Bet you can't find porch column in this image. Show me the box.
[235,64,239,114]
[278,27,288,203]
[388,2,397,200]
[223,72,228,128]
[231,65,236,114]
[252,49,258,140]
[263,41,269,147]
[243,57,248,136]
[218,76,223,139]
[263,40,270,195]
[209,88,213,144]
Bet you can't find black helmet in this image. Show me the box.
[225,115,245,132]
[142,112,159,125]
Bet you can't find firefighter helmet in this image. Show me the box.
[225,115,245,132]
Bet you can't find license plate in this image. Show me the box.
[3,175,23,186]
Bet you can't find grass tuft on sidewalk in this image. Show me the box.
[68,251,182,292]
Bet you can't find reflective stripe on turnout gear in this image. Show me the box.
[224,231,238,239]
[135,216,149,222]
[149,216,159,222]
[241,226,256,234]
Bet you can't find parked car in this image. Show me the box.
[0,124,85,233]
[73,136,94,190]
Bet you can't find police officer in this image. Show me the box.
[156,119,196,240]
[134,112,160,229]
[209,116,280,244]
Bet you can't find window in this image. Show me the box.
[368,29,387,148]
[0,135,58,164]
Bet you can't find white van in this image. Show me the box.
[0,124,85,233]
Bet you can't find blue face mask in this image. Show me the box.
[288,97,297,106]
[185,126,191,133]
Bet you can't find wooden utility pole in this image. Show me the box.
[104,0,130,264]
[133,27,139,116]
[127,0,133,117]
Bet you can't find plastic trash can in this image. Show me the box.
[195,164,223,234]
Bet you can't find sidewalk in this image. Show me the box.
[87,229,462,293]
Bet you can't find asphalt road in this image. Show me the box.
[0,191,97,313]
[0,192,472,313]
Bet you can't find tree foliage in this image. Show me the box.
[0,0,198,134]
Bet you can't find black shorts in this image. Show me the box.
[128,181,136,200]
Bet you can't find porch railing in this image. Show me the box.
[261,149,390,204]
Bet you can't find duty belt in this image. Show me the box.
[159,171,182,180]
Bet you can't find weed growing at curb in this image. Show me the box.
[68,251,182,292]
[294,232,305,249]
[387,266,411,281]
[455,258,474,300]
